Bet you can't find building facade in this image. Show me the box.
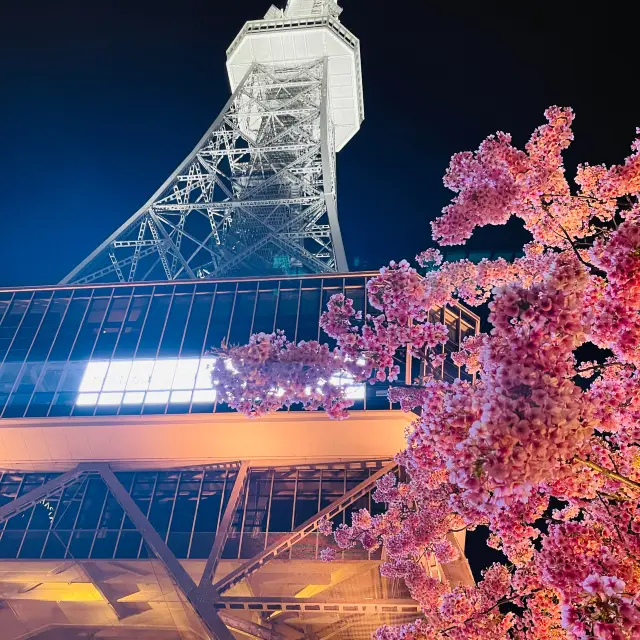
[0,272,479,639]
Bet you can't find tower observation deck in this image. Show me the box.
[62,0,363,285]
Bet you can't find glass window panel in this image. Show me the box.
[181,293,213,356]
[293,471,321,527]
[145,390,169,404]
[90,530,118,559]
[68,531,94,559]
[2,392,30,418]
[98,392,123,405]
[126,360,155,390]
[99,495,125,530]
[93,297,131,358]
[0,363,22,396]
[19,532,47,558]
[136,294,171,357]
[6,299,49,362]
[102,361,132,391]
[70,298,109,360]
[79,361,109,392]
[149,472,179,534]
[15,362,44,395]
[27,298,70,362]
[170,486,198,533]
[54,485,85,529]
[228,291,256,346]
[48,298,89,361]
[0,299,30,361]
[269,477,295,532]
[252,288,277,335]
[4,507,31,530]
[192,389,216,403]
[115,531,142,558]
[296,289,321,342]
[172,359,199,389]
[170,390,192,403]
[195,358,215,389]
[149,359,177,390]
[58,362,87,393]
[123,391,145,404]
[275,287,300,339]
[36,362,65,392]
[168,532,190,558]
[30,497,57,529]
[159,294,192,356]
[194,472,227,533]
[0,531,25,558]
[189,532,214,559]
[41,531,69,558]
[204,292,234,352]
[76,478,107,529]
[0,298,11,326]
[114,296,150,357]
[242,470,271,533]
[76,393,98,406]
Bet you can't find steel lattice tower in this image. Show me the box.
[62,0,363,285]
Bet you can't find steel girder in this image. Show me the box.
[213,597,421,616]
[0,463,235,640]
[211,461,398,595]
[62,59,348,285]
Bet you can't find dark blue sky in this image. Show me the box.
[0,0,636,286]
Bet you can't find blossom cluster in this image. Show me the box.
[212,107,640,639]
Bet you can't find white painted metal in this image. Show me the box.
[62,0,362,285]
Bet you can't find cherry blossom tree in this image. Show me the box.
[212,107,640,639]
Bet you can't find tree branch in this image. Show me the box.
[576,457,640,491]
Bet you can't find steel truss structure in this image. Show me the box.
[0,459,472,640]
[63,59,347,285]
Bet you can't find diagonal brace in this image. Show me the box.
[200,461,250,588]
[97,464,234,640]
[213,461,398,595]
[0,467,87,525]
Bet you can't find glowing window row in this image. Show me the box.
[75,358,364,408]
[77,358,217,407]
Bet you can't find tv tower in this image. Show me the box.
[62,0,363,284]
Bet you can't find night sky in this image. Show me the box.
[0,1,637,286]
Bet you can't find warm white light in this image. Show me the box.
[79,362,109,392]
[123,391,145,404]
[76,355,362,407]
[98,392,124,406]
[102,361,132,391]
[77,393,99,406]
[149,359,178,390]
[126,360,155,390]
[172,359,199,389]
[192,389,216,403]
[170,390,192,403]
[145,390,170,404]
[195,358,216,389]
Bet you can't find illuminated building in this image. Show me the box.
[0,1,478,638]
[0,274,478,638]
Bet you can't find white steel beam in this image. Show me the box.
[200,462,250,588]
[0,467,87,525]
[214,597,421,616]
[97,464,235,640]
[213,461,397,595]
[62,58,349,284]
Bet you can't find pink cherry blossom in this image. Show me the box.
[212,107,640,639]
